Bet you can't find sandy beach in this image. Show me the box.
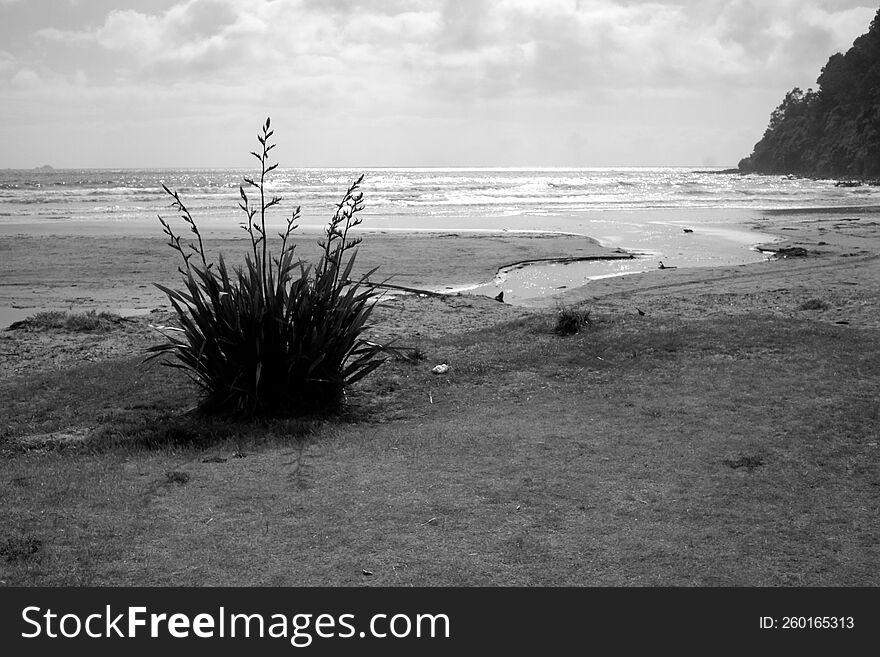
[0,230,620,314]
[1,206,878,379]
[557,207,880,327]
[0,229,607,377]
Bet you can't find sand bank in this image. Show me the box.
[0,230,608,376]
[0,230,615,318]
[553,206,880,327]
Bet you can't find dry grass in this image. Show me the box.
[553,304,592,336]
[7,310,124,333]
[1,307,878,586]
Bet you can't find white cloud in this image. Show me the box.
[713,0,876,84]
[3,0,880,166]
[10,67,40,88]
[38,1,244,71]
[31,1,877,96]
[0,50,16,72]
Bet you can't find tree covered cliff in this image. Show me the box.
[738,8,880,178]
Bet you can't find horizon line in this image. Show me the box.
[3,164,740,172]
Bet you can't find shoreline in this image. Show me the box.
[1,202,878,319]
[1,204,878,380]
[439,251,636,296]
[550,205,880,327]
[0,230,615,320]
[0,204,783,317]
[762,204,880,216]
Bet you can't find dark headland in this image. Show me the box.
[738,8,880,180]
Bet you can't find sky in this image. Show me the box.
[0,0,876,168]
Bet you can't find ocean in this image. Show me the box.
[3,166,879,231]
[2,167,879,303]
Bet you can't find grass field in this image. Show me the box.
[2,305,877,586]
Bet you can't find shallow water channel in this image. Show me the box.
[452,219,778,305]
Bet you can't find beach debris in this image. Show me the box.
[775,246,809,258]
[683,228,694,233]
[494,291,505,303]
[798,298,828,311]
[657,261,677,269]
[722,455,764,472]
[424,517,438,525]
[759,245,809,258]
[0,536,43,563]
[637,307,646,316]
[431,363,449,374]
[164,471,190,485]
[351,279,448,298]
[362,569,374,577]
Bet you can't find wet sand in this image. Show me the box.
[555,207,880,327]
[0,230,612,377]
[0,230,619,317]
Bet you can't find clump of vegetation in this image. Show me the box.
[799,298,829,311]
[0,535,43,563]
[165,471,190,485]
[146,118,388,418]
[554,304,592,336]
[7,310,121,332]
[722,455,765,472]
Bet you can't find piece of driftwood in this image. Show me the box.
[759,246,809,258]
[346,280,449,298]
[774,246,809,258]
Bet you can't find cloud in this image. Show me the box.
[4,0,879,166]
[10,67,40,88]
[713,0,876,85]
[0,49,16,71]
[423,0,876,98]
[38,0,245,73]
[31,1,877,98]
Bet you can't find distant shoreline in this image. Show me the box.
[762,204,880,215]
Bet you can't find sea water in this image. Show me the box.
[3,166,879,228]
[2,167,878,302]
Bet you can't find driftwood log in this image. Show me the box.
[344,280,449,298]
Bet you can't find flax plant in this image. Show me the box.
[146,118,387,417]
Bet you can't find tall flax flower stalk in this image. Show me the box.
[146,118,388,417]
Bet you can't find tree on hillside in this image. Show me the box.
[739,8,880,178]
